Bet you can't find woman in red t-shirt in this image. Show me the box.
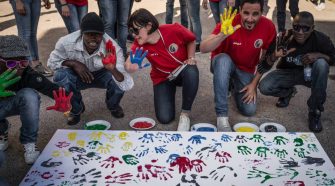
[125,9,199,131]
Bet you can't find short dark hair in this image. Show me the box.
[240,0,264,12]
[297,11,314,25]
[128,8,159,35]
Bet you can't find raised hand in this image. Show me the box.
[46,87,73,113]
[130,47,149,69]
[101,40,117,70]
[220,7,241,35]
[275,30,296,57]
[0,69,21,97]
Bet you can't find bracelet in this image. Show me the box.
[60,3,68,6]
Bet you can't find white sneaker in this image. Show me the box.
[23,143,40,164]
[217,117,232,132]
[0,120,9,151]
[315,3,325,11]
[177,114,190,131]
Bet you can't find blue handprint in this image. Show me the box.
[130,47,149,69]
[135,145,149,157]
[139,133,155,143]
[171,134,182,141]
[155,145,168,154]
[184,145,193,155]
[221,134,233,142]
[188,135,206,144]
[166,154,180,163]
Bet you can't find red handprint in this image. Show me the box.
[170,156,193,173]
[215,151,232,163]
[137,164,173,181]
[105,171,133,185]
[100,156,123,168]
[191,159,207,173]
[101,40,116,67]
[46,87,73,113]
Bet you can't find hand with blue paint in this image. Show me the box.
[166,154,180,163]
[139,133,155,143]
[254,147,270,158]
[184,145,193,155]
[135,146,149,157]
[221,134,233,142]
[171,134,182,141]
[188,135,206,144]
[154,145,168,154]
[122,154,139,165]
[130,47,149,69]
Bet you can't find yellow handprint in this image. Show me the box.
[67,132,77,141]
[89,131,104,141]
[97,144,113,154]
[121,142,133,151]
[52,150,60,157]
[104,133,116,142]
[220,7,240,35]
[76,140,86,147]
[118,132,129,140]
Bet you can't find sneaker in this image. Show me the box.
[23,143,40,164]
[177,114,190,131]
[308,109,322,133]
[276,87,297,108]
[315,3,325,11]
[217,117,232,132]
[195,43,201,54]
[111,106,124,118]
[0,120,9,151]
[33,63,53,77]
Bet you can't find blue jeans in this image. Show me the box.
[185,0,202,43]
[0,88,40,144]
[212,53,257,117]
[53,68,125,115]
[97,0,131,56]
[10,0,41,61]
[154,65,199,124]
[209,0,228,24]
[276,0,299,32]
[55,1,88,33]
[165,0,188,28]
[0,151,9,186]
[259,59,329,112]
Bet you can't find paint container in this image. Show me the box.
[191,123,217,132]
[233,122,259,132]
[129,117,156,130]
[260,122,286,132]
[84,120,111,130]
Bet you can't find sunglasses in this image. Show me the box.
[0,58,29,69]
[293,24,311,33]
[128,26,143,36]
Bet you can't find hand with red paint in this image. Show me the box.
[170,156,193,173]
[191,159,207,173]
[101,40,117,70]
[47,87,73,113]
[100,156,123,168]
[105,172,133,184]
[215,151,232,163]
[144,164,173,181]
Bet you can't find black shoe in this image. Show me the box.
[276,87,297,108]
[308,109,322,133]
[195,43,201,54]
[67,104,85,125]
[111,106,124,118]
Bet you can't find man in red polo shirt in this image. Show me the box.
[200,0,276,131]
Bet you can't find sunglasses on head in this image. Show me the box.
[293,24,311,33]
[128,26,143,36]
[0,58,29,69]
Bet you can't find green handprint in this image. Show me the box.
[237,145,252,155]
[306,168,327,178]
[293,138,304,146]
[307,144,318,152]
[247,167,276,184]
[250,134,265,143]
[294,148,309,158]
[122,154,139,165]
[255,147,269,158]
[0,69,21,97]
[273,149,288,158]
[273,136,289,145]
[220,7,240,35]
[277,168,299,179]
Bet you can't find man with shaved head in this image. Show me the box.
[258,11,335,133]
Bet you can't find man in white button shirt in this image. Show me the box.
[48,12,134,125]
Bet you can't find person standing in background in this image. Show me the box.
[165,0,189,28]
[54,0,88,33]
[202,0,235,24]
[9,0,53,77]
[276,0,299,32]
[185,0,202,53]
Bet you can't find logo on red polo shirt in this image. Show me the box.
[168,43,178,53]
[254,39,263,48]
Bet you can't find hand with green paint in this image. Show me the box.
[273,149,288,158]
[122,154,139,165]
[0,69,21,97]
[247,167,276,184]
[307,144,318,152]
[87,140,103,149]
[237,145,252,155]
[294,148,309,158]
[273,136,289,145]
[293,138,304,146]
[255,147,269,158]
[250,134,264,143]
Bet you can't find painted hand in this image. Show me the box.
[275,30,295,57]
[254,146,270,158]
[215,151,232,163]
[121,142,133,151]
[135,145,149,157]
[87,140,103,149]
[294,148,309,158]
[154,145,168,154]
[122,154,139,165]
[166,153,180,163]
[0,69,21,97]
[70,168,102,184]
[237,145,252,155]
[293,137,304,146]
[47,87,73,113]
[170,134,182,141]
[139,133,155,143]
[273,149,288,158]
[188,135,207,144]
[170,156,193,173]
[234,135,248,143]
[220,7,240,35]
[130,47,149,69]
[101,40,116,69]
[191,159,207,173]
[250,134,265,143]
[72,154,89,165]
[273,136,289,145]
[221,134,233,142]
[184,145,193,155]
[100,156,123,168]
[307,144,318,152]
[209,166,237,182]
[105,172,133,184]
[97,144,113,154]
